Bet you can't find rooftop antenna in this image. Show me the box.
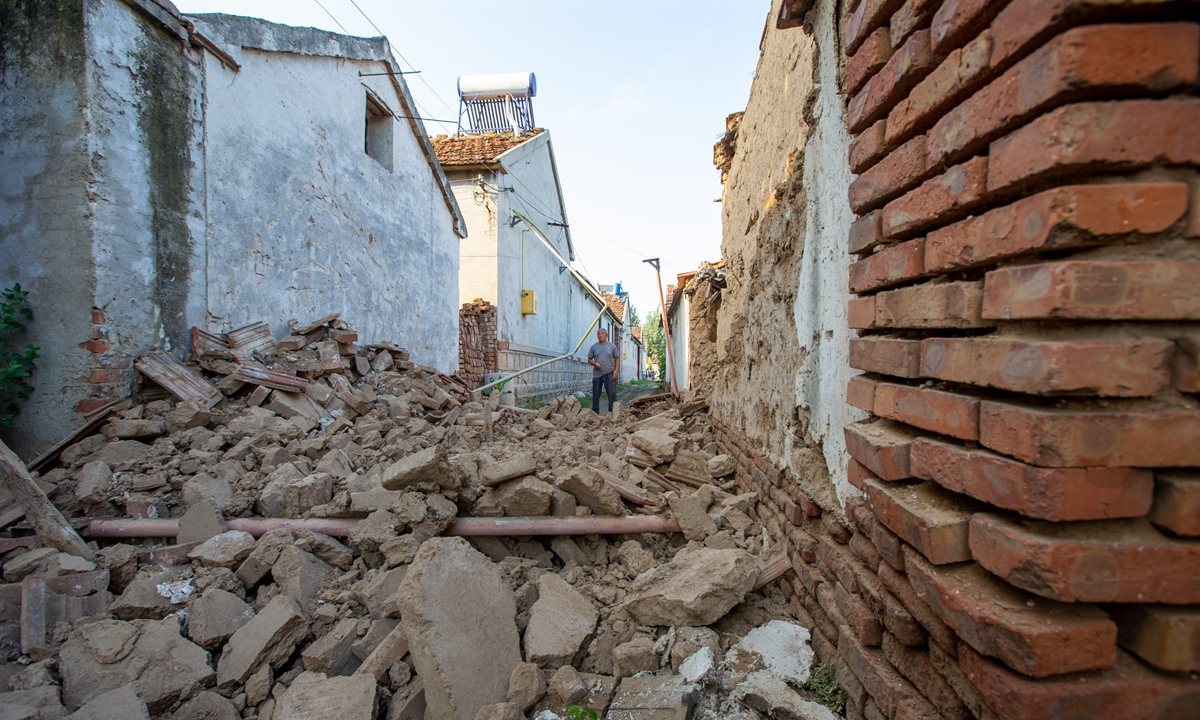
[456,72,537,136]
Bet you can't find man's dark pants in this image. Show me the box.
[592,374,616,413]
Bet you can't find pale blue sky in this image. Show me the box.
[177,0,771,321]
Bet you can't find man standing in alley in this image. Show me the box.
[587,328,620,414]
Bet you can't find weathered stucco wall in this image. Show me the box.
[0,4,465,458]
[452,171,501,309]
[197,16,460,373]
[0,0,97,459]
[0,0,205,459]
[667,294,691,391]
[712,0,858,510]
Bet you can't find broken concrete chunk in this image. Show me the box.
[481,453,537,487]
[355,620,409,681]
[474,703,524,720]
[524,573,598,668]
[296,530,355,570]
[66,683,149,720]
[550,537,593,568]
[187,588,255,649]
[244,662,273,706]
[668,495,718,541]
[302,617,361,676]
[507,663,546,713]
[188,531,256,568]
[181,472,235,512]
[111,566,191,620]
[165,401,211,434]
[268,390,328,422]
[351,618,400,662]
[735,671,838,720]
[707,454,736,478]
[168,691,240,720]
[258,472,333,518]
[74,461,113,509]
[617,541,655,576]
[177,499,227,545]
[396,538,521,720]
[352,566,408,619]
[613,635,659,678]
[555,467,626,517]
[217,594,308,686]
[670,627,721,673]
[271,545,335,618]
[547,665,587,705]
[235,528,293,588]
[274,671,377,720]
[630,428,680,463]
[104,419,165,441]
[383,445,447,489]
[3,548,59,582]
[316,448,353,479]
[622,548,758,627]
[729,620,814,685]
[476,476,555,517]
[59,618,214,714]
[607,676,697,720]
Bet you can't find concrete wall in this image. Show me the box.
[0,0,205,459]
[666,294,691,391]
[711,0,857,511]
[0,3,463,458]
[451,171,501,309]
[196,18,460,371]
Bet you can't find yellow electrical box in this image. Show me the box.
[521,290,537,315]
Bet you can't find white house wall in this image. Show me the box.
[452,172,500,309]
[200,36,460,372]
[667,295,690,391]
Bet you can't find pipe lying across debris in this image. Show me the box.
[86,515,683,539]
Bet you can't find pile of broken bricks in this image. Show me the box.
[0,314,842,720]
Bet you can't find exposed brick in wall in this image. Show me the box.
[837,0,1200,716]
[458,300,497,389]
[74,309,133,415]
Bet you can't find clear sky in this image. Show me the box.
[177,0,770,325]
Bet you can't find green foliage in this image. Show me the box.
[802,661,848,715]
[0,284,39,427]
[642,308,666,375]
[628,303,641,327]
[565,706,598,720]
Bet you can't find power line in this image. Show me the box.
[312,0,349,33]
[345,0,456,115]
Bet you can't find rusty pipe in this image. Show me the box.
[448,516,680,536]
[87,515,682,539]
[87,517,361,538]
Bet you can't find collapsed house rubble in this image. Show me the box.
[0,314,841,720]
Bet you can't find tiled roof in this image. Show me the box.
[631,325,642,341]
[602,292,626,322]
[430,129,545,166]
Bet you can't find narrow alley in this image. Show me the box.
[0,1,1197,719]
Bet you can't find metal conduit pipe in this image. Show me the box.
[86,515,682,539]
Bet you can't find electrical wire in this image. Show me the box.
[345,0,456,115]
[312,0,349,33]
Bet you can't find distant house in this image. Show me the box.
[0,1,465,458]
[630,325,646,381]
[433,127,618,402]
[664,260,724,393]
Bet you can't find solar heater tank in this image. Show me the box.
[457,72,537,100]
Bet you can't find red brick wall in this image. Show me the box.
[763,0,1200,717]
[458,300,498,388]
[75,309,134,415]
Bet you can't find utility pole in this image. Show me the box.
[644,258,678,396]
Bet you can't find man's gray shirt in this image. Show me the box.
[587,341,619,378]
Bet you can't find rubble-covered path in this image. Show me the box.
[0,316,840,720]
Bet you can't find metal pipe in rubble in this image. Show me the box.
[473,301,607,394]
[86,515,682,539]
[473,211,617,394]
